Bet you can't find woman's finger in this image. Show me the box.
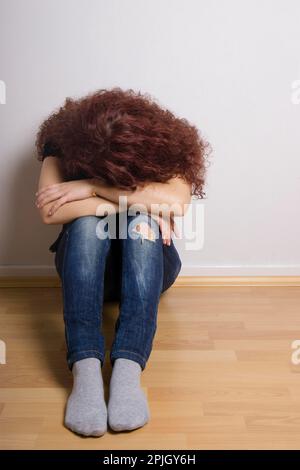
[48,195,68,215]
[36,183,62,196]
[171,218,180,238]
[159,217,172,246]
[36,190,65,208]
[36,187,61,206]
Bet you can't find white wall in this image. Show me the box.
[0,0,300,276]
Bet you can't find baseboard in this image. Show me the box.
[0,276,61,287]
[179,265,300,276]
[1,265,300,277]
[1,276,300,288]
[175,276,300,287]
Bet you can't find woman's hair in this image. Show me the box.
[36,87,210,197]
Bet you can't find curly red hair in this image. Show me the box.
[36,88,210,198]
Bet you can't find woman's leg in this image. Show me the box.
[111,213,164,368]
[55,215,111,437]
[56,216,111,367]
[108,213,165,431]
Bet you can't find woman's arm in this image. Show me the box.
[37,175,192,218]
[91,177,192,217]
[36,158,185,243]
[37,157,118,225]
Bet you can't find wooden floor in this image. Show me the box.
[1,285,300,450]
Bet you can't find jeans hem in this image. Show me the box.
[110,350,147,370]
[67,350,105,371]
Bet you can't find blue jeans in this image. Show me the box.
[53,213,182,371]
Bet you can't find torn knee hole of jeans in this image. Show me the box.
[132,221,156,243]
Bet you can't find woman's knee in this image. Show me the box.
[67,215,100,237]
[66,216,110,264]
[126,213,162,245]
[66,216,109,247]
[122,214,164,286]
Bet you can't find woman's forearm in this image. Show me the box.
[42,197,118,225]
[90,177,192,216]
[36,157,191,224]
[37,157,118,225]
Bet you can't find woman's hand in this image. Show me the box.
[35,179,94,216]
[152,214,179,246]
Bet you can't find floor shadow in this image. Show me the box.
[23,286,120,391]
[24,286,72,389]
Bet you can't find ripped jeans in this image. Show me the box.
[53,213,182,370]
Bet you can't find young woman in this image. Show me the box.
[35,88,208,437]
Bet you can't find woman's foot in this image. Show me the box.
[108,358,150,431]
[65,358,107,437]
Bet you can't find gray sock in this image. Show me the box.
[108,358,150,431]
[65,358,107,437]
